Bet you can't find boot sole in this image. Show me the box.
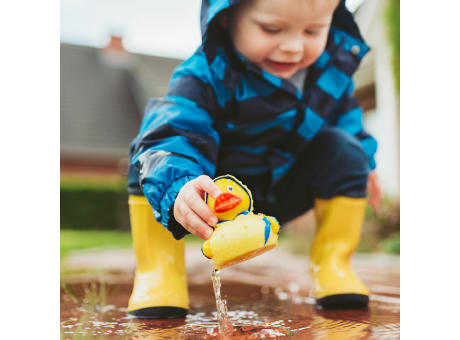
[316,294,369,309]
[128,306,188,319]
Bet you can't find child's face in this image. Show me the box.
[228,0,339,79]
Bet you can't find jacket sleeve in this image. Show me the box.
[331,80,378,170]
[130,54,223,239]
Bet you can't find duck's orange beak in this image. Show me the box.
[213,192,243,213]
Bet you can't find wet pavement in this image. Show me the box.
[61,246,399,339]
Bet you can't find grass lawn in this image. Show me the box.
[61,228,399,260]
[60,229,204,259]
[60,230,133,259]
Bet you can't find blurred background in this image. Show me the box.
[60,0,400,258]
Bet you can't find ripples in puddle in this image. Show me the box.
[61,280,399,339]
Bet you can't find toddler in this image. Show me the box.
[127,0,381,318]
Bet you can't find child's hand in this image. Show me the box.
[173,175,222,240]
[367,170,382,211]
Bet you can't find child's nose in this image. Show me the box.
[279,35,303,54]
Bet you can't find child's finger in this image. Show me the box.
[370,196,378,211]
[180,205,214,240]
[372,181,382,209]
[370,191,380,211]
[367,188,377,211]
[195,175,222,199]
[375,187,382,208]
[185,190,218,226]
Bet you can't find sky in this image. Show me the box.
[60,0,202,59]
[60,0,364,59]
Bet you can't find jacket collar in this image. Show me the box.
[201,0,370,94]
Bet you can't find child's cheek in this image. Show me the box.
[305,36,328,65]
[254,36,276,60]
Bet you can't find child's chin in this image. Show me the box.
[277,71,297,79]
[262,67,297,80]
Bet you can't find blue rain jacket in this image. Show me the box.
[128,0,378,239]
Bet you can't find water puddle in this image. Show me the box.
[61,249,399,338]
[61,278,399,339]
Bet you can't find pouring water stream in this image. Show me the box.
[211,269,233,333]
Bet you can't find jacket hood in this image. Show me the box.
[200,0,365,49]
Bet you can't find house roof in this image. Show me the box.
[60,42,182,160]
[61,14,378,165]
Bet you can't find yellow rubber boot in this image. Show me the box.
[127,195,189,318]
[310,196,369,309]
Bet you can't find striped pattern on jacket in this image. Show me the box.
[128,0,378,239]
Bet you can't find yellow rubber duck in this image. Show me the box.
[201,175,280,269]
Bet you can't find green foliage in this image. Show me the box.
[60,230,133,258]
[380,232,400,254]
[357,237,379,253]
[363,197,400,254]
[184,233,206,244]
[60,175,129,230]
[369,198,400,239]
[385,0,400,94]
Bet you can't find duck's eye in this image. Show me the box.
[227,185,234,192]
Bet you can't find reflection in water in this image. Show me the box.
[127,318,185,339]
[61,279,399,339]
[311,314,371,340]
